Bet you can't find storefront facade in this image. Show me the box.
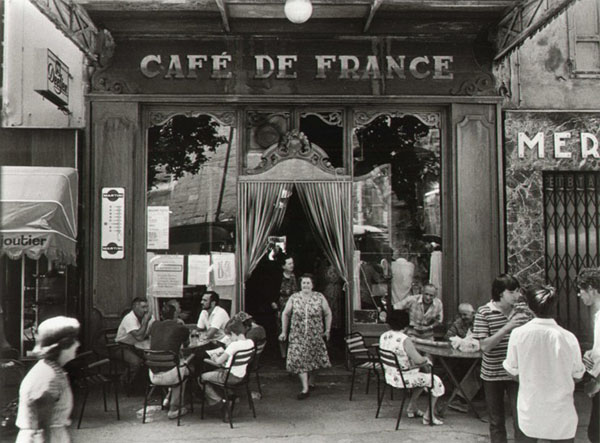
[85,26,505,344]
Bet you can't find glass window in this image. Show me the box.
[352,110,442,311]
[244,110,291,172]
[568,0,600,76]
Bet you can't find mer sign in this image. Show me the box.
[34,48,69,109]
[518,131,600,159]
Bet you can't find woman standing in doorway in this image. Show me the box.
[15,316,80,443]
[279,273,332,399]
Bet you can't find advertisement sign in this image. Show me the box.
[33,48,69,109]
[211,253,235,286]
[101,187,125,259]
[147,206,170,250]
[148,254,184,298]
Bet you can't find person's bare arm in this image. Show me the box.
[130,312,151,341]
[321,296,332,341]
[279,299,293,341]
[479,313,529,353]
[403,337,431,368]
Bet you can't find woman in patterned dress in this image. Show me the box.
[279,273,332,399]
[16,316,81,443]
[379,310,445,425]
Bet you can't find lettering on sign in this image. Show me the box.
[34,48,70,108]
[140,53,454,81]
[518,132,600,159]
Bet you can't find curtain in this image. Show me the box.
[239,181,293,281]
[295,181,351,285]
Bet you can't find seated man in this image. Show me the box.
[196,291,230,343]
[200,318,255,422]
[148,303,194,420]
[232,311,266,347]
[115,297,154,383]
[393,283,443,340]
[443,302,482,412]
[444,303,475,340]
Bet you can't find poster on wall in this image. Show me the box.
[148,254,184,298]
[188,255,210,285]
[147,206,170,250]
[101,187,125,259]
[211,253,235,286]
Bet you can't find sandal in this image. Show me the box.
[422,415,444,426]
[406,409,425,418]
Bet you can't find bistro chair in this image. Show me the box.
[200,346,256,428]
[249,340,267,396]
[343,332,381,401]
[142,350,193,426]
[0,357,26,435]
[376,347,433,431]
[67,350,120,429]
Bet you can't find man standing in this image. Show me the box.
[196,291,230,343]
[576,268,600,443]
[393,283,443,340]
[472,274,533,443]
[503,285,585,442]
[116,297,154,383]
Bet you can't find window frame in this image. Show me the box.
[567,0,600,78]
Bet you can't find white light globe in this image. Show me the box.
[284,0,313,24]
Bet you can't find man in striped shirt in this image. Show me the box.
[472,274,533,443]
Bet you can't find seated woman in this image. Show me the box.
[379,309,445,425]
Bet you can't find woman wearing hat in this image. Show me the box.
[15,316,80,443]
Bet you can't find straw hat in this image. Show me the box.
[33,316,80,356]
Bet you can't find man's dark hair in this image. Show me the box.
[205,291,220,306]
[161,303,177,320]
[132,297,146,307]
[524,285,558,318]
[224,319,246,336]
[576,268,600,291]
[277,253,293,268]
[491,274,520,301]
[387,309,410,331]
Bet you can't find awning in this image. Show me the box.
[0,166,78,265]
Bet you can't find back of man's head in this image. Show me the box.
[161,303,177,320]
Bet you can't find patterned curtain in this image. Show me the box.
[238,181,293,281]
[295,181,351,284]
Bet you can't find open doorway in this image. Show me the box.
[244,187,346,365]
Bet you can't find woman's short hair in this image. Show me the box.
[576,268,600,291]
[523,285,558,318]
[277,253,293,268]
[491,274,520,301]
[299,273,315,287]
[224,319,246,336]
[33,316,80,361]
[386,310,410,331]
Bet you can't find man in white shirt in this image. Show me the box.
[115,297,155,383]
[196,291,230,343]
[576,268,600,443]
[503,285,585,442]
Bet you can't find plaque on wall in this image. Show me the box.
[101,187,125,259]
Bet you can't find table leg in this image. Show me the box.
[437,357,482,420]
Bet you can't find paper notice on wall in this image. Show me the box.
[147,206,170,250]
[211,253,235,286]
[148,254,184,298]
[188,255,210,285]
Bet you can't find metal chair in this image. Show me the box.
[376,347,433,430]
[142,350,193,426]
[67,350,120,429]
[343,332,380,400]
[200,346,256,428]
[0,357,26,435]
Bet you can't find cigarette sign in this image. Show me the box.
[101,187,125,259]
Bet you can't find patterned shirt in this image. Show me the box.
[393,294,443,340]
[472,301,533,381]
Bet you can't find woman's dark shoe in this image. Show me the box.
[297,391,310,400]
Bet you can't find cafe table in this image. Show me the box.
[412,339,483,420]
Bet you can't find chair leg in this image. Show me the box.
[200,382,206,419]
[77,389,89,429]
[246,384,256,418]
[365,369,371,395]
[177,384,183,426]
[114,380,120,420]
[376,384,386,418]
[142,385,151,424]
[349,368,356,401]
[187,378,194,413]
[102,385,108,412]
[396,390,407,431]
[256,370,263,397]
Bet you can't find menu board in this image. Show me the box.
[101,187,125,259]
[147,206,170,250]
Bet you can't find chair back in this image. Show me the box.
[143,350,186,386]
[249,341,266,371]
[377,347,408,387]
[103,328,118,344]
[344,332,371,363]
[223,346,256,385]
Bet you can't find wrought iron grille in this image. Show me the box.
[543,171,599,344]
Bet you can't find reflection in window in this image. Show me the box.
[244,110,291,171]
[299,111,344,168]
[353,111,442,310]
[147,113,237,255]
